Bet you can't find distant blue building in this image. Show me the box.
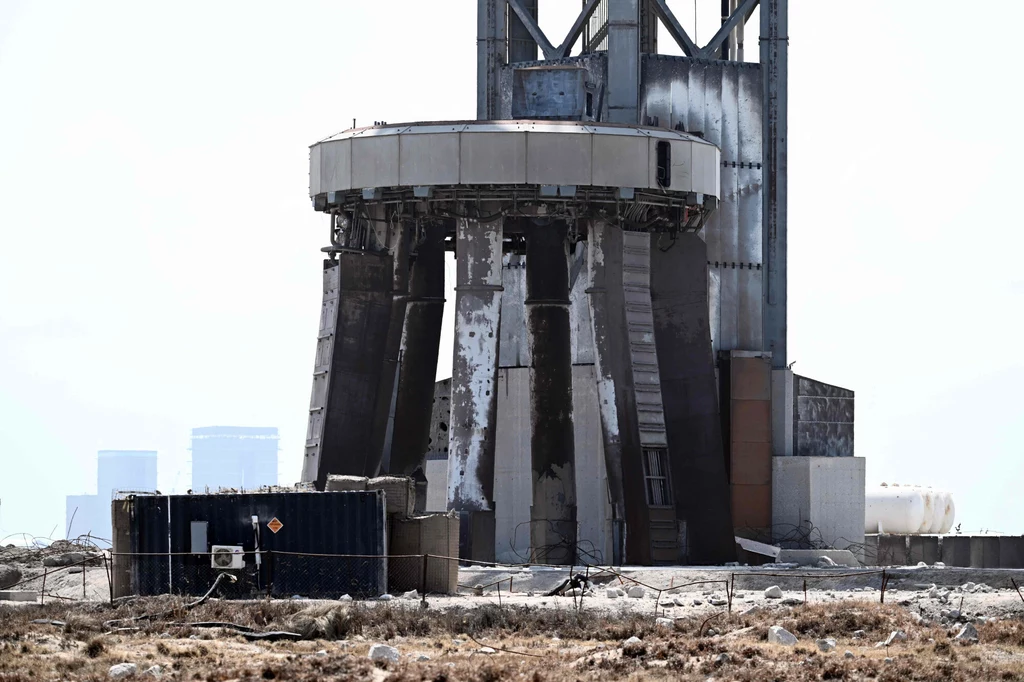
[66,450,158,543]
[190,426,279,491]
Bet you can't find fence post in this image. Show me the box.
[728,574,734,613]
[41,567,46,605]
[880,569,887,604]
[421,554,429,597]
[83,560,87,600]
[103,553,113,605]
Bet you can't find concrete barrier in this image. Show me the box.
[999,537,1024,569]
[909,536,940,565]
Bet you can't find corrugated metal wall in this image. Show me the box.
[642,55,764,357]
[127,491,387,598]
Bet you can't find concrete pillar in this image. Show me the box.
[301,251,394,489]
[388,223,447,489]
[586,220,645,565]
[525,221,577,564]
[368,218,412,477]
[447,208,504,562]
[649,233,736,564]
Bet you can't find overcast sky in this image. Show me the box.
[1,1,1020,542]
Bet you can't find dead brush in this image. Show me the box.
[283,603,354,640]
[772,602,912,640]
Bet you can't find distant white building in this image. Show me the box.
[65,450,158,544]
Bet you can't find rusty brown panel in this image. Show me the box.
[730,441,771,486]
[730,399,771,443]
[730,357,772,401]
[730,483,771,533]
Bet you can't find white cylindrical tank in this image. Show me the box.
[865,484,956,534]
[939,493,956,533]
[925,490,946,533]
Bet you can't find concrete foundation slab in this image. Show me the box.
[776,549,858,567]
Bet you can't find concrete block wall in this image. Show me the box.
[772,456,865,557]
[864,534,1024,568]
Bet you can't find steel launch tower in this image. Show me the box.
[302,0,792,566]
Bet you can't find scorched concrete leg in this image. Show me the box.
[525,221,577,565]
[389,224,447,503]
[447,208,503,562]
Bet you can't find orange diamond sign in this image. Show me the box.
[267,517,283,534]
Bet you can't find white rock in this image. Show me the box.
[740,606,759,616]
[715,652,730,664]
[606,588,621,599]
[709,596,728,607]
[656,617,674,628]
[626,586,645,599]
[768,625,797,646]
[706,628,717,637]
[781,597,802,606]
[764,586,783,599]
[954,623,979,643]
[883,631,907,646]
[338,594,353,602]
[416,655,431,661]
[478,647,496,654]
[916,562,928,568]
[884,657,893,664]
[623,636,643,646]
[108,663,138,679]
[377,594,393,602]
[933,562,946,568]
[961,582,976,592]
[369,644,400,663]
[315,651,327,657]
[401,590,419,600]
[844,651,855,659]
[852,630,865,639]
[816,638,836,652]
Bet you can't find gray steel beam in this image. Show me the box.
[607,0,640,123]
[650,0,699,57]
[388,223,447,481]
[508,0,539,64]
[761,0,787,368]
[554,0,603,59]
[525,221,577,565]
[447,207,504,562]
[506,0,556,59]
[477,0,506,119]
[700,0,758,59]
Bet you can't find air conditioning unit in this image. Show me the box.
[210,545,244,569]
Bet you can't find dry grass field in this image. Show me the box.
[3,596,1024,681]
